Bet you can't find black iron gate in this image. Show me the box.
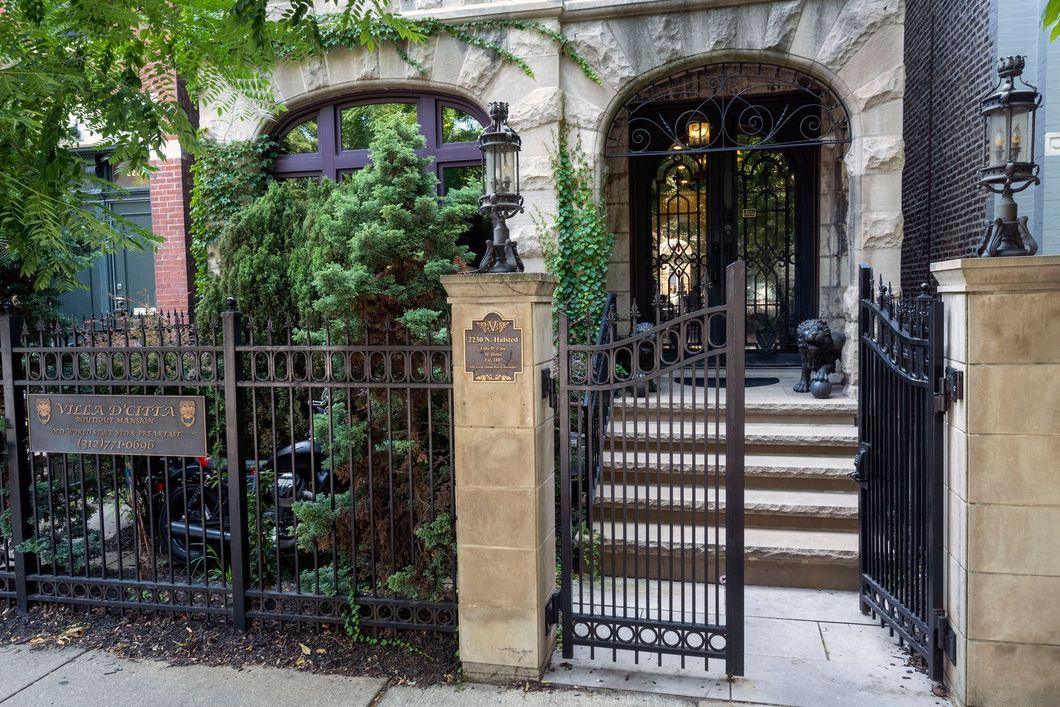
[558,262,746,675]
[853,264,952,680]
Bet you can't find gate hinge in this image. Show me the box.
[542,368,556,409]
[934,609,957,666]
[545,589,560,631]
[934,367,964,414]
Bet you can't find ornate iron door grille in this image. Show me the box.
[854,264,948,680]
[736,149,797,353]
[558,262,746,675]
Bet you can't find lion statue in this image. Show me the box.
[794,319,846,393]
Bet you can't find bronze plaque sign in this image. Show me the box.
[27,394,207,457]
[464,312,523,382]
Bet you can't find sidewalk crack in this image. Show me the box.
[0,648,90,704]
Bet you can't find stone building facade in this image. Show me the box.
[73,0,1044,385]
[201,0,908,379]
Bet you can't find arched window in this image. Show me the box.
[270,93,487,194]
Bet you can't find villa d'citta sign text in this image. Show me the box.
[27,394,207,457]
[463,312,523,382]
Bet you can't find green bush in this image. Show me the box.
[200,112,475,607]
[196,179,327,325]
[291,113,477,332]
[190,136,276,304]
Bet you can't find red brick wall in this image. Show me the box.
[150,154,195,313]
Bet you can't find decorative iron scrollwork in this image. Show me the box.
[607,63,851,158]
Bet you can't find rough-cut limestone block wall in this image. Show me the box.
[200,22,565,271]
[560,0,906,384]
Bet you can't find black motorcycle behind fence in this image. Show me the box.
[0,305,457,634]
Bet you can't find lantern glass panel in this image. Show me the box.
[486,145,517,194]
[989,111,1009,166]
[497,149,516,193]
[484,149,495,192]
[1009,109,1030,162]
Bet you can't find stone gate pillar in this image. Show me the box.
[932,256,1060,706]
[441,273,558,681]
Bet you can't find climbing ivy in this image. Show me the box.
[285,16,602,85]
[189,136,276,299]
[538,127,615,342]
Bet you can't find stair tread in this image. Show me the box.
[601,451,855,473]
[605,421,859,443]
[611,397,858,414]
[595,486,858,514]
[593,524,859,557]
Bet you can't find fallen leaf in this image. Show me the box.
[299,643,311,655]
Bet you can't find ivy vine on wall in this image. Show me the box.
[538,126,615,343]
[189,136,276,298]
[288,17,602,85]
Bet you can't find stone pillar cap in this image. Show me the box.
[931,255,1060,293]
[441,273,558,301]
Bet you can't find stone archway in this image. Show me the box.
[600,61,853,364]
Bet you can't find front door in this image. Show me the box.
[631,100,818,360]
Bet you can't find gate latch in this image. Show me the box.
[934,367,964,413]
[849,441,870,487]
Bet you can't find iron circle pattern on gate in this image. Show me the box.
[558,262,746,675]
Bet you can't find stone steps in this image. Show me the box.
[604,420,859,455]
[593,486,858,532]
[600,452,856,491]
[610,397,857,426]
[588,524,859,590]
[587,389,861,590]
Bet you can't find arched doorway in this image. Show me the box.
[608,62,851,362]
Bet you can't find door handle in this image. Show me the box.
[723,226,735,264]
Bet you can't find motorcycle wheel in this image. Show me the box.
[158,484,222,567]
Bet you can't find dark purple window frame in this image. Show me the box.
[271,92,487,192]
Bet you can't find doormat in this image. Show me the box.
[678,376,780,389]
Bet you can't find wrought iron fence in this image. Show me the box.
[854,264,947,679]
[0,344,12,603]
[0,304,456,633]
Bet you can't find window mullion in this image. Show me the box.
[319,107,338,180]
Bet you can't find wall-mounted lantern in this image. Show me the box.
[478,102,524,273]
[977,55,1041,257]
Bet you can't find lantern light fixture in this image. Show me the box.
[976,55,1041,257]
[477,102,525,273]
[687,121,710,147]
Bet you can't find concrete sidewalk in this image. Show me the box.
[0,587,946,707]
[0,645,713,707]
